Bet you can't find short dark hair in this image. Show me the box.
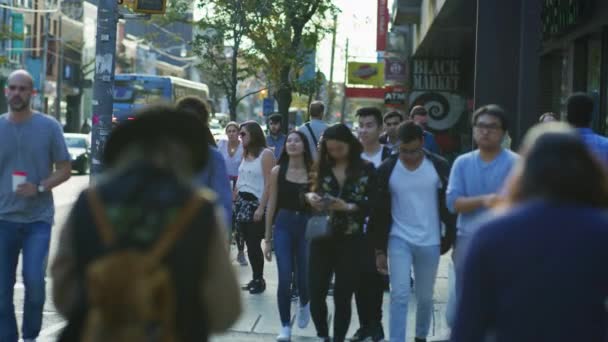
[176,96,210,124]
[398,120,424,144]
[472,104,509,131]
[309,101,325,118]
[356,107,382,127]
[268,113,282,124]
[566,92,594,127]
[383,111,403,123]
[104,104,209,172]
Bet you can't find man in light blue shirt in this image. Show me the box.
[565,92,608,166]
[298,101,328,161]
[446,105,517,309]
[266,113,286,160]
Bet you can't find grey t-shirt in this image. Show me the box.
[297,118,328,160]
[0,112,70,224]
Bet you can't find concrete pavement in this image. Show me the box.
[13,175,453,341]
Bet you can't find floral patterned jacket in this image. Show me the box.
[318,162,376,236]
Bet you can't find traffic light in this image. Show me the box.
[133,0,166,14]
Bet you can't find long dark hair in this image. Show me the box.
[507,132,608,208]
[240,121,267,158]
[277,131,314,173]
[313,124,364,192]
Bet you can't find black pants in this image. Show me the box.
[309,234,364,342]
[241,220,265,279]
[355,234,384,330]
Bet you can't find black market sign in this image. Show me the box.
[542,0,595,40]
[411,58,460,92]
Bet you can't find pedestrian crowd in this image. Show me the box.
[1,69,607,342]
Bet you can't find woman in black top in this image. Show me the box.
[305,124,376,342]
[263,131,314,341]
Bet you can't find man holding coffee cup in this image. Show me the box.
[0,69,71,342]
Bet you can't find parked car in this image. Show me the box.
[64,133,90,174]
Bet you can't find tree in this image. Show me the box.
[191,0,263,121]
[246,0,337,131]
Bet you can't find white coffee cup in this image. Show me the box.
[12,171,27,192]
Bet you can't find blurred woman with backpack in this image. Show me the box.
[51,105,241,342]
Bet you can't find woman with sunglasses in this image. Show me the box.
[235,121,275,294]
[262,131,314,341]
[217,122,247,265]
[305,124,376,342]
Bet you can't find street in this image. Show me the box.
[14,175,451,341]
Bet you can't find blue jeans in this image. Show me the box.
[0,220,51,342]
[273,209,310,326]
[388,237,440,342]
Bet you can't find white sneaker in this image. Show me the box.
[297,302,311,329]
[276,325,291,341]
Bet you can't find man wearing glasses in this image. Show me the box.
[371,121,456,342]
[445,104,518,321]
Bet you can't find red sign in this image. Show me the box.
[345,87,385,99]
[377,0,388,52]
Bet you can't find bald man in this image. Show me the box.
[0,69,71,342]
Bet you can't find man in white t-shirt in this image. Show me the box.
[371,120,456,342]
[357,107,392,167]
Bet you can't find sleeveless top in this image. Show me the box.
[276,162,310,212]
[217,139,243,177]
[65,163,212,342]
[236,151,265,200]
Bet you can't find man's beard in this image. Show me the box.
[9,98,29,111]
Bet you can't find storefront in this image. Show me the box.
[540,0,608,135]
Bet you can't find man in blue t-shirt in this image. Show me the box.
[266,113,286,160]
[565,92,608,166]
[0,69,72,342]
[445,104,518,318]
[410,106,441,155]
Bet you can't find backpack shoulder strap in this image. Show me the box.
[305,122,318,147]
[87,188,116,247]
[148,189,212,263]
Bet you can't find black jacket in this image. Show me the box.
[370,150,456,254]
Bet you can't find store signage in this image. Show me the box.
[347,62,385,87]
[411,58,460,92]
[385,58,407,82]
[377,0,388,52]
[409,91,465,130]
[384,86,406,106]
[542,0,594,39]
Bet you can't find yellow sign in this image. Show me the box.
[347,62,384,86]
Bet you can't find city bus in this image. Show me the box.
[112,74,210,123]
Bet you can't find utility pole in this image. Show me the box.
[340,38,349,124]
[90,0,119,177]
[55,16,63,120]
[326,14,337,120]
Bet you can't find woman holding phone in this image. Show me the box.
[305,124,376,342]
[263,131,314,341]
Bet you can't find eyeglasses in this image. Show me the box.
[474,123,502,132]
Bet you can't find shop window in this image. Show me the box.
[587,37,602,131]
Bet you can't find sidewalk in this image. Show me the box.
[220,245,453,341]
